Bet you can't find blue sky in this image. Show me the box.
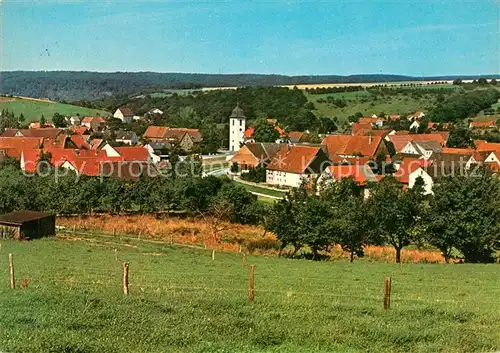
[2,0,499,75]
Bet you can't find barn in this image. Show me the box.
[0,211,56,240]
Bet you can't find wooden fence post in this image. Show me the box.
[242,253,247,266]
[9,253,15,289]
[248,264,255,302]
[73,225,76,233]
[113,228,116,236]
[383,277,392,310]
[122,262,129,295]
[114,249,118,261]
[212,249,215,261]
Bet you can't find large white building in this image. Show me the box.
[229,104,246,152]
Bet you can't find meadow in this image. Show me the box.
[0,229,499,353]
[307,90,438,124]
[0,97,110,122]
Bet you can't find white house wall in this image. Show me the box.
[266,170,310,188]
[409,167,434,194]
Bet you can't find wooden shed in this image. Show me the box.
[0,211,56,240]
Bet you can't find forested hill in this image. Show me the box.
[1,71,499,101]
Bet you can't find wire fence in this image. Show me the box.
[2,229,499,310]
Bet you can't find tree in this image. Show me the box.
[40,114,46,127]
[52,113,66,128]
[317,116,337,134]
[490,78,498,85]
[321,178,368,262]
[426,168,500,263]
[251,119,280,143]
[452,78,463,85]
[477,77,488,85]
[240,165,266,183]
[230,162,240,174]
[446,127,473,148]
[366,176,424,263]
[267,184,308,256]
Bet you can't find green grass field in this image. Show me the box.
[235,180,288,198]
[0,97,110,122]
[0,233,499,353]
[308,90,437,125]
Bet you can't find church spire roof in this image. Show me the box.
[230,104,246,119]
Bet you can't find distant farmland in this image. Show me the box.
[0,96,110,122]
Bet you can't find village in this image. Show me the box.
[2,101,499,198]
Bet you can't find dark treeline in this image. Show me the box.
[267,169,500,264]
[305,86,364,95]
[74,86,325,133]
[367,86,459,96]
[3,71,499,101]
[427,89,500,123]
[0,163,264,226]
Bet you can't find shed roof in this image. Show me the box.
[0,211,54,226]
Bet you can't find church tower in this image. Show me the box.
[229,103,246,152]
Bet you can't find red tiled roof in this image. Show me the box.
[352,123,373,135]
[388,134,445,152]
[70,135,91,150]
[70,126,90,135]
[168,128,203,142]
[244,127,254,139]
[2,128,62,139]
[114,146,149,161]
[144,126,170,139]
[470,120,495,128]
[287,131,305,141]
[321,135,383,158]
[267,145,323,173]
[394,158,425,184]
[117,108,134,116]
[82,117,106,124]
[441,147,474,155]
[90,139,104,150]
[0,137,44,158]
[326,164,375,185]
[358,117,378,124]
[476,142,500,153]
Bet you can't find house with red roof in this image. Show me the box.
[358,116,385,127]
[469,120,496,129]
[230,143,285,171]
[70,126,91,136]
[113,108,134,123]
[29,122,55,129]
[318,164,381,197]
[266,145,330,187]
[394,158,434,194]
[401,140,443,159]
[81,117,107,130]
[388,134,445,154]
[287,131,306,143]
[407,111,425,121]
[143,126,202,153]
[321,135,387,160]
